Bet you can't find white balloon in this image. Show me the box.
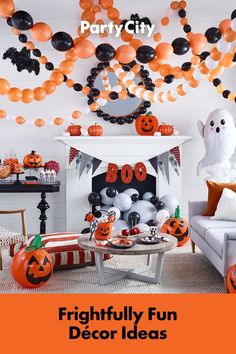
[156,209,170,223]
[217,39,231,53]
[133,223,150,232]
[108,207,121,220]
[142,192,154,201]
[205,56,218,69]
[100,188,114,206]
[113,193,132,212]
[123,188,139,197]
[231,18,236,31]
[123,200,157,224]
[160,194,179,216]
[113,220,129,232]
[112,85,122,93]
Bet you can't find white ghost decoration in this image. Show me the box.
[197,108,236,176]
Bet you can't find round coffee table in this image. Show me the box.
[78,233,177,285]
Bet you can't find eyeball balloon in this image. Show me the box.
[113,193,132,212]
[123,200,156,224]
[156,209,170,223]
[108,206,121,220]
[100,187,115,206]
[160,194,179,216]
[123,188,139,197]
[142,192,154,201]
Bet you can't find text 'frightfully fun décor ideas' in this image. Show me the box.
[0,1,234,127]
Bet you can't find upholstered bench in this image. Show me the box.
[10,232,110,270]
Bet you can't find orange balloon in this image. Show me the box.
[74,39,95,58]
[82,86,91,95]
[154,78,164,88]
[42,80,56,94]
[176,84,186,96]
[121,30,133,42]
[116,45,136,64]
[34,87,47,101]
[50,70,64,85]
[31,22,52,42]
[39,56,48,64]
[81,10,95,24]
[189,33,207,53]
[0,78,10,94]
[35,119,45,127]
[224,28,236,42]
[161,16,169,26]
[0,109,6,118]
[153,32,161,42]
[189,79,200,88]
[8,87,22,102]
[93,5,100,13]
[25,41,35,50]
[59,60,74,75]
[155,42,173,59]
[90,102,99,111]
[54,117,64,125]
[100,90,109,99]
[100,0,113,9]
[79,0,92,10]
[66,79,74,88]
[108,7,119,20]
[15,116,25,125]
[148,58,162,72]
[221,53,234,67]
[170,1,179,9]
[219,19,231,34]
[179,1,187,9]
[191,55,201,65]
[159,64,172,77]
[0,0,15,17]
[65,49,78,62]
[22,89,34,103]
[210,48,222,61]
[118,90,128,100]
[132,64,141,74]
[72,111,81,119]
[77,25,90,38]
[166,91,176,102]
[172,66,183,79]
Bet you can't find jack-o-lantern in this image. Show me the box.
[95,221,112,241]
[135,111,158,136]
[11,235,53,288]
[23,150,43,168]
[226,265,236,293]
[161,206,189,247]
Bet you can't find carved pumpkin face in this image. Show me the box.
[95,222,112,240]
[226,265,236,293]
[11,248,53,288]
[23,150,43,168]
[135,112,158,136]
[161,207,189,247]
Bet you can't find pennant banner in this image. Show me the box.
[149,156,158,174]
[158,152,170,184]
[170,146,181,167]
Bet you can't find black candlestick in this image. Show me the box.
[37,192,50,234]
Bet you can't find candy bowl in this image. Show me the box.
[0,163,12,180]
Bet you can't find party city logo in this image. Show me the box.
[81,20,155,38]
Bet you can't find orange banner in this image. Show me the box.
[0,294,234,353]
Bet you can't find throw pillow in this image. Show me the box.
[211,188,236,221]
[203,180,236,216]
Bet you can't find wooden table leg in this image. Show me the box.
[37,192,50,234]
[0,249,2,270]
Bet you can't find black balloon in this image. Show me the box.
[106,186,117,198]
[11,11,33,30]
[150,196,158,204]
[131,194,140,202]
[51,32,74,52]
[171,37,190,55]
[88,192,101,206]
[164,74,175,84]
[95,43,116,61]
[155,201,165,211]
[136,45,156,63]
[81,227,91,234]
[231,9,236,19]
[128,211,141,226]
[147,219,156,227]
[94,210,102,218]
[205,27,221,43]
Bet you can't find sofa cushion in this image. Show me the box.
[190,215,236,238]
[204,229,226,257]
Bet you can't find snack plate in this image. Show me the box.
[109,238,135,249]
[136,235,169,244]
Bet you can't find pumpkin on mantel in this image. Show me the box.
[88,123,103,136]
[67,124,81,136]
[158,123,174,136]
[135,112,158,136]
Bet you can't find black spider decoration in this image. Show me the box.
[2,47,40,75]
[121,13,152,33]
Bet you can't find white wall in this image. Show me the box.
[0,0,235,233]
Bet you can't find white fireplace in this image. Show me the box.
[56,135,192,232]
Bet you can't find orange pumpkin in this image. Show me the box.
[67,124,81,136]
[95,221,112,240]
[226,265,236,293]
[23,150,43,168]
[161,206,189,247]
[158,123,174,136]
[135,112,158,136]
[11,235,53,288]
[88,123,103,136]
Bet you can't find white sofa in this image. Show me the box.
[189,201,236,279]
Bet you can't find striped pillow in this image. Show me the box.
[10,232,110,270]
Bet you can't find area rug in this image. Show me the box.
[0,243,225,294]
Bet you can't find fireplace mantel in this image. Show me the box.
[55,135,192,165]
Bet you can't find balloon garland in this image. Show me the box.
[0,0,235,127]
